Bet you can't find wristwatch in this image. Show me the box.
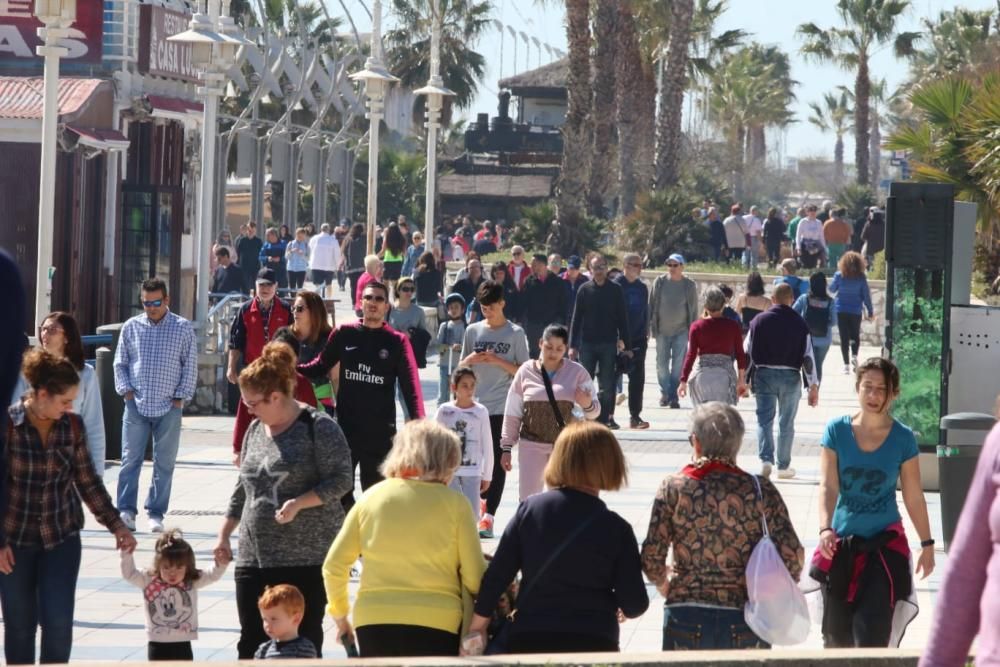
[921,538,935,548]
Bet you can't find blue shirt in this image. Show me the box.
[285,239,310,272]
[113,311,198,418]
[829,272,873,317]
[774,275,808,300]
[793,293,837,347]
[821,415,919,538]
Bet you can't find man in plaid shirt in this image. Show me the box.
[114,278,197,534]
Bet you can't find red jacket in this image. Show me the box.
[507,261,531,291]
[229,297,293,364]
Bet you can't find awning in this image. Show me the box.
[65,124,130,151]
[0,77,109,122]
[146,94,203,122]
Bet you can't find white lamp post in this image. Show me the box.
[168,0,247,328]
[414,0,454,245]
[32,0,76,328]
[350,0,397,255]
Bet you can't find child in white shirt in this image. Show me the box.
[434,367,493,522]
[121,528,229,661]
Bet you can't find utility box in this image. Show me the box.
[939,413,996,551]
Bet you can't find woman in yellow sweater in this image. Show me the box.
[322,420,486,657]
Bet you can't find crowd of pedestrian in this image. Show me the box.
[7,194,997,665]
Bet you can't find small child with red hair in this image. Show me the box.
[254,585,317,659]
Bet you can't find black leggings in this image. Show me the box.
[287,270,306,290]
[838,312,863,364]
[356,624,459,658]
[348,271,363,308]
[234,565,326,658]
[481,415,505,516]
[821,558,894,647]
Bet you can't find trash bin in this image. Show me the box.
[938,412,996,551]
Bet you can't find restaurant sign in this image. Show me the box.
[0,0,103,63]
[138,4,198,83]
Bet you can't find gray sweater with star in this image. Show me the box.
[227,408,353,568]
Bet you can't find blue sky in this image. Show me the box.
[339,0,997,159]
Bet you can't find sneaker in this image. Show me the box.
[615,392,627,405]
[120,511,136,532]
[760,462,773,479]
[669,400,681,409]
[851,356,858,371]
[659,396,669,407]
[479,498,487,519]
[478,514,495,539]
[630,417,650,430]
[777,468,797,480]
[148,516,165,533]
[607,419,621,430]
[842,365,851,374]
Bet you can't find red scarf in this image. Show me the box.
[680,460,746,480]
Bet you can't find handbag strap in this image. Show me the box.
[749,474,770,538]
[538,361,566,429]
[511,509,601,618]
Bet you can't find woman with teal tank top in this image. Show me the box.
[379,222,406,291]
[814,357,935,649]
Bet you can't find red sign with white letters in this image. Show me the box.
[0,0,103,63]
[137,4,198,83]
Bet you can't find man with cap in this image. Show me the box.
[520,253,569,358]
[649,253,699,409]
[226,267,293,458]
[563,254,589,323]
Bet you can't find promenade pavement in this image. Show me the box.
[32,286,946,661]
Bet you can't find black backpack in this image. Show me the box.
[804,297,831,338]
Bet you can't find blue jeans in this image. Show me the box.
[438,365,451,405]
[579,342,617,423]
[116,401,183,520]
[813,342,830,384]
[753,367,802,469]
[663,604,769,650]
[744,236,761,268]
[0,534,82,664]
[656,333,688,402]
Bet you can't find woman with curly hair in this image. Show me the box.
[829,251,873,374]
[378,223,406,293]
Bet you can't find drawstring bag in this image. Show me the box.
[744,475,811,645]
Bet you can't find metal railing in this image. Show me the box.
[205,292,250,355]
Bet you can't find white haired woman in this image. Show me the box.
[642,402,803,650]
[678,288,748,406]
[322,420,486,658]
[354,255,383,316]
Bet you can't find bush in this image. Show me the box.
[835,183,878,223]
[615,188,712,267]
[506,200,605,256]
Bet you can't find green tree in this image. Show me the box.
[798,0,920,186]
[808,91,853,184]
[908,7,998,82]
[353,147,426,224]
[384,0,492,111]
[587,0,617,218]
[654,0,695,189]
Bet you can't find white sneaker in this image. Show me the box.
[148,517,165,533]
[777,468,797,480]
[851,356,858,371]
[842,365,851,374]
[615,393,627,405]
[760,462,773,479]
[120,511,136,532]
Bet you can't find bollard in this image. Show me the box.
[96,347,123,461]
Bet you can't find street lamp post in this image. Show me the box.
[349,0,397,255]
[32,0,76,328]
[415,0,454,245]
[168,0,247,328]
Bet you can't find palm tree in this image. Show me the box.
[615,0,648,215]
[808,91,853,183]
[743,44,796,164]
[587,0,617,218]
[384,0,492,111]
[839,78,892,187]
[798,0,920,186]
[908,7,997,82]
[654,0,695,189]
[553,0,592,240]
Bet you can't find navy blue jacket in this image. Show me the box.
[614,274,649,345]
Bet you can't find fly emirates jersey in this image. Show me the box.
[298,321,424,437]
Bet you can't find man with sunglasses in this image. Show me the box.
[227,268,293,455]
[298,281,424,510]
[114,278,197,533]
[649,253,698,409]
[613,253,651,429]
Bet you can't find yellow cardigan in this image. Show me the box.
[322,478,486,634]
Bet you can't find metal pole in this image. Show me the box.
[423,0,443,244]
[34,24,69,327]
[195,73,222,327]
[365,94,382,255]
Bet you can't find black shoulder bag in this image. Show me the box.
[539,361,566,430]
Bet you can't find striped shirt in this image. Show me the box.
[4,402,124,549]
[113,310,197,418]
[254,636,317,659]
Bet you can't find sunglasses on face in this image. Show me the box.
[362,294,387,302]
[39,324,63,335]
[141,299,164,308]
[398,287,415,293]
[292,305,306,313]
